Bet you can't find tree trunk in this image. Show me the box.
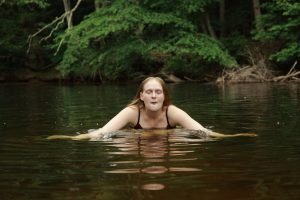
[95,0,101,10]
[219,0,225,38]
[95,0,111,10]
[63,0,73,28]
[252,0,262,31]
[200,20,208,35]
[204,12,217,39]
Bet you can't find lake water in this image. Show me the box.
[0,82,299,200]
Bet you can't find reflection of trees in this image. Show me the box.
[104,129,202,190]
[53,84,136,133]
[0,84,135,135]
[217,84,300,132]
[177,83,300,133]
[0,84,62,135]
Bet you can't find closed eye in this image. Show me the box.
[155,90,162,94]
[144,89,163,95]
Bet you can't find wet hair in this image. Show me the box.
[128,77,171,108]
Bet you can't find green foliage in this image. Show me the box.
[0,0,50,70]
[161,31,237,77]
[222,32,249,62]
[2,0,298,81]
[0,8,30,70]
[1,0,49,8]
[142,0,218,14]
[254,0,300,62]
[55,0,236,80]
[271,42,300,62]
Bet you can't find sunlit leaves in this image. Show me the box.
[1,0,49,8]
[254,0,300,62]
[56,0,236,80]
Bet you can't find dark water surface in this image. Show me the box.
[0,82,299,200]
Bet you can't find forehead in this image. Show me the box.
[143,79,163,90]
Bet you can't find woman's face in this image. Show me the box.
[140,79,165,111]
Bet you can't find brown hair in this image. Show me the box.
[128,77,172,108]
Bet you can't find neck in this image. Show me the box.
[144,108,164,119]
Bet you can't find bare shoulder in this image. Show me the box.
[168,104,195,121]
[168,105,185,115]
[167,105,186,122]
[168,104,203,130]
[102,105,139,131]
[121,105,139,122]
[122,105,139,120]
[121,105,139,116]
[126,105,139,112]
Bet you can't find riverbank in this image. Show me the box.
[216,61,300,84]
[0,68,62,83]
[1,62,299,84]
[0,68,200,84]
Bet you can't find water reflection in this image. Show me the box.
[103,129,209,190]
[1,83,300,199]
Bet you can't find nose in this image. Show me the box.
[151,92,156,98]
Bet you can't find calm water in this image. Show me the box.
[0,82,299,200]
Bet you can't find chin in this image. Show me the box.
[148,104,163,111]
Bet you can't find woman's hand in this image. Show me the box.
[46,135,75,140]
[208,131,258,138]
[46,128,105,141]
[231,132,258,137]
[46,133,91,140]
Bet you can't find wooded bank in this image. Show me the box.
[0,0,299,83]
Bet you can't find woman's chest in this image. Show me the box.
[140,114,167,129]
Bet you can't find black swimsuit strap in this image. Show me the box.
[134,106,174,129]
[166,107,170,126]
[166,107,174,129]
[137,107,141,124]
[134,108,142,129]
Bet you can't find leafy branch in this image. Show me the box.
[27,0,83,54]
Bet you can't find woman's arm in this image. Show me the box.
[47,106,137,140]
[168,105,257,138]
[168,105,207,130]
[204,130,257,138]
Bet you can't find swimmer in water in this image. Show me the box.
[47,77,257,140]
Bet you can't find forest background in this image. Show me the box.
[0,0,299,83]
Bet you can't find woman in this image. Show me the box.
[47,77,257,140]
